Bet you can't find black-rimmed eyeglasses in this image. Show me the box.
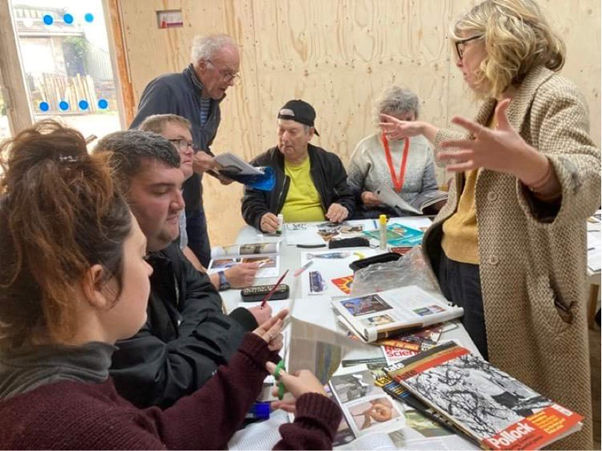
[454,34,484,60]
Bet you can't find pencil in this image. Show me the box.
[260,270,289,308]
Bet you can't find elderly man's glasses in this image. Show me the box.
[454,34,484,60]
[168,138,198,153]
[206,59,240,84]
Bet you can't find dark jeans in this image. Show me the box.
[437,252,489,360]
[186,207,211,268]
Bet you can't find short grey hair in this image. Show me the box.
[374,86,420,123]
[190,34,237,63]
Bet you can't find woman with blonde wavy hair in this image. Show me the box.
[380,1,599,448]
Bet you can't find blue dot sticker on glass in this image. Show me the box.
[84,13,94,23]
[78,100,89,110]
[58,101,69,111]
[98,99,109,109]
[43,14,53,25]
[63,13,74,24]
[39,101,49,112]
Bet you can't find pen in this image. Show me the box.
[293,260,314,277]
[260,269,289,308]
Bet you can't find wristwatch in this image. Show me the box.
[217,270,231,291]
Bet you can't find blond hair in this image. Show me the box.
[451,0,565,98]
[138,114,191,135]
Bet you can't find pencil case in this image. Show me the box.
[328,237,370,249]
[349,252,402,272]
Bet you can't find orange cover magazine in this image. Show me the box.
[384,341,583,450]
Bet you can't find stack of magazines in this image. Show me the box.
[383,341,583,449]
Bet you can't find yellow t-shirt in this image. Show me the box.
[441,114,497,265]
[280,157,325,222]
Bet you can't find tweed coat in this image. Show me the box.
[422,66,599,449]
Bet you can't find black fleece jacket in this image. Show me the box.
[110,243,257,409]
[241,144,355,229]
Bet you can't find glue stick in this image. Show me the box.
[379,214,387,250]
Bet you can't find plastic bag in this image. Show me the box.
[350,246,442,297]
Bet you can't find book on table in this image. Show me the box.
[208,241,281,278]
[375,183,448,216]
[384,341,584,450]
[362,223,424,247]
[331,285,463,343]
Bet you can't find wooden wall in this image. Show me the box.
[118,0,601,246]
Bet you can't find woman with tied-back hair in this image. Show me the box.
[380,1,599,448]
[0,120,341,450]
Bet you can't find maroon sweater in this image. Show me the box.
[0,333,341,449]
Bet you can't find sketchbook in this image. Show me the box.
[331,285,463,343]
[375,184,447,216]
[207,241,280,278]
[384,341,583,450]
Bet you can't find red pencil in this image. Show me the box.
[260,269,289,308]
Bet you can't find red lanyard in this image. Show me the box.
[381,132,410,193]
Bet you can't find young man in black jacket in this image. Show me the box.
[94,130,271,408]
[242,99,355,232]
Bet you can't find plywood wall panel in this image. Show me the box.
[119,0,600,246]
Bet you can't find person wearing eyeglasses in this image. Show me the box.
[380,1,598,448]
[139,114,260,293]
[130,34,241,272]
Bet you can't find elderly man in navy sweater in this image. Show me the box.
[130,34,239,272]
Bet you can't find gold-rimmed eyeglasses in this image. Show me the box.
[206,59,241,84]
[168,138,198,153]
[454,34,484,60]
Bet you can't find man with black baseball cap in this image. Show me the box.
[242,99,355,233]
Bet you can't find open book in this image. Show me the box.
[208,241,280,278]
[376,183,447,215]
[331,285,463,342]
[384,341,583,450]
[214,152,264,176]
